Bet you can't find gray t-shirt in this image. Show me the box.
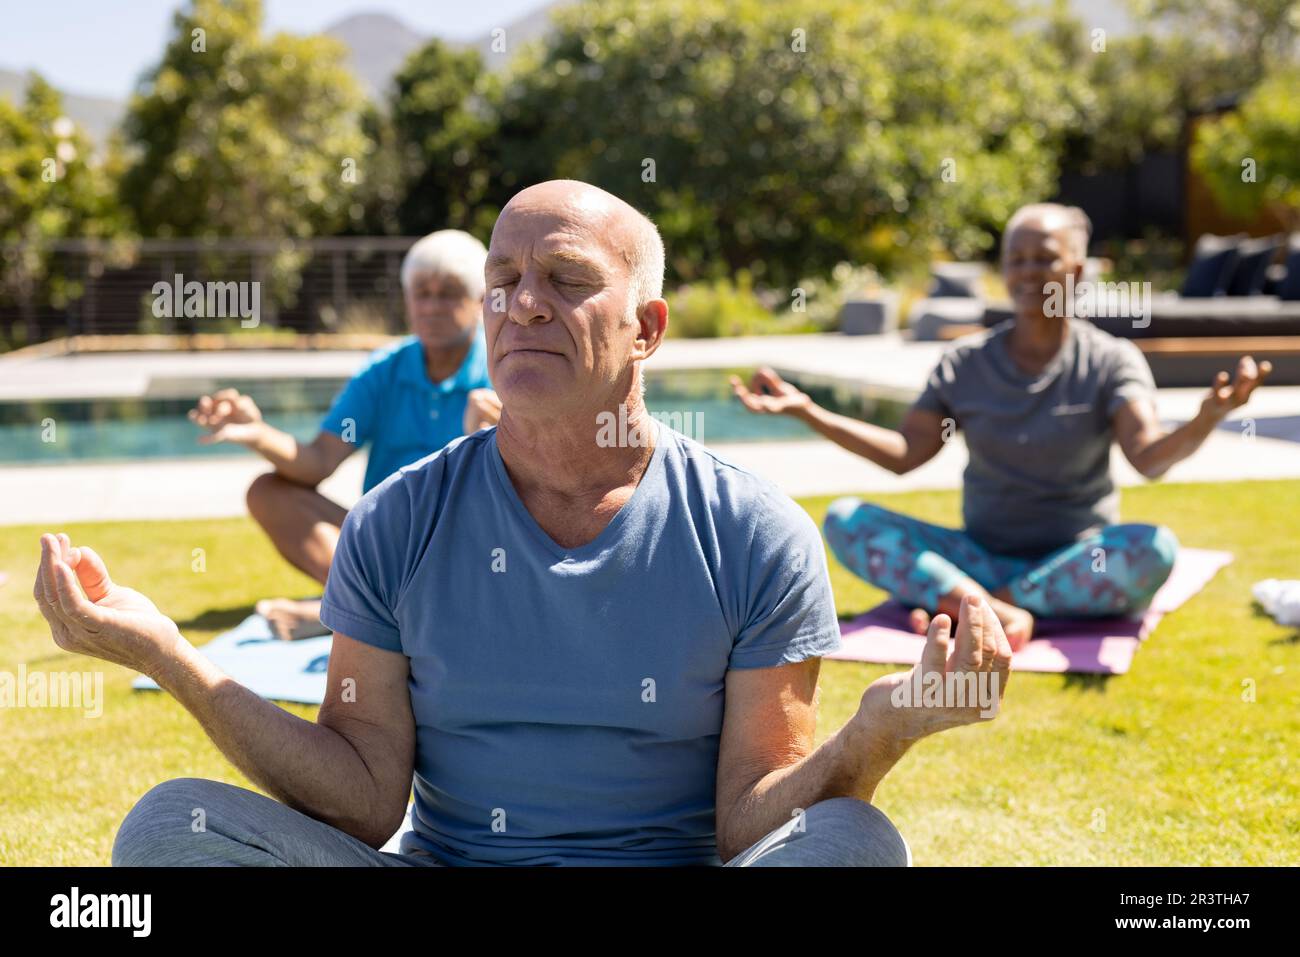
[319,423,841,865]
[914,318,1156,557]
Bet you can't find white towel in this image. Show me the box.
[1252,579,1300,626]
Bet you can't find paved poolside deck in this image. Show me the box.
[0,333,944,400]
[3,334,1299,526]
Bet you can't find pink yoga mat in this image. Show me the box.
[826,548,1233,675]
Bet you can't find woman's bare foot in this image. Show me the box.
[909,596,1033,651]
[255,597,330,641]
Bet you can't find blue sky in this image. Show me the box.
[0,0,546,100]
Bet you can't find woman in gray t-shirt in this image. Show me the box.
[733,203,1270,648]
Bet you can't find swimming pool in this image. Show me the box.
[0,369,909,465]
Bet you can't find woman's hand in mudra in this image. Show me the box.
[730,367,812,416]
[1200,355,1272,422]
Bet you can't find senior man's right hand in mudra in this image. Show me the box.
[35,534,184,672]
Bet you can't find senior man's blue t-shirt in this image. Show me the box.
[319,422,841,866]
[320,329,491,492]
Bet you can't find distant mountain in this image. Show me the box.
[0,67,125,145]
[464,2,564,66]
[323,12,426,100]
[324,3,566,100]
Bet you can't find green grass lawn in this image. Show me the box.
[1,479,1297,865]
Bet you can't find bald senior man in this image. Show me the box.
[35,180,1012,867]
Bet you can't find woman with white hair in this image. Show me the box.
[187,229,494,639]
[734,203,1270,647]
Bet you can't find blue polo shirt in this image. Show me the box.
[318,423,841,866]
[321,330,491,492]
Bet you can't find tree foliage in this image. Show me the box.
[1048,0,1299,171]
[0,74,124,344]
[118,0,368,239]
[1191,65,1300,229]
[479,0,1077,286]
[387,40,498,238]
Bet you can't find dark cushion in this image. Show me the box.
[930,274,973,297]
[1181,233,1243,297]
[1278,234,1300,301]
[928,263,982,298]
[1261,263,1287,296]
[1226,235,1284,296]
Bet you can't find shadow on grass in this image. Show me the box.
[1059,672,1112,692]
[1249,601,1299,645]
[174,605,257,633]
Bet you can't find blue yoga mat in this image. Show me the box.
[132,614,331,704]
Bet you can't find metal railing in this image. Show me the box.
[0,237,421,347]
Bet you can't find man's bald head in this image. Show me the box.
[483,179,671,418]
[495,180,665,315]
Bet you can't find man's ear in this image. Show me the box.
[634,299,669,361]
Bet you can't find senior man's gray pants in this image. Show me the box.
[111,777,912,867]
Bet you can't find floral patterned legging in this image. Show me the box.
[823,497,1179,618]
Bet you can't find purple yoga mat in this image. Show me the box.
[826,547,1233,675]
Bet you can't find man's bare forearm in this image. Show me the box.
[718,708,911,861]
[148,638,394,845]
[247,423,331,485]
[792,403,913,473]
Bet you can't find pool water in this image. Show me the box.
[0,370,909,465]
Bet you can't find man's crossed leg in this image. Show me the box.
[245,473,348,640]
[112,778,910,868]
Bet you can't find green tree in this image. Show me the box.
[386,40,497,238]
[1139,0,1300,71]
[485,0,1078,288]
[1191,66,1300,230]
[338,101,404,236]
[0,74,124,347]
[119,0,368,240]
[1047,0,1299,172]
